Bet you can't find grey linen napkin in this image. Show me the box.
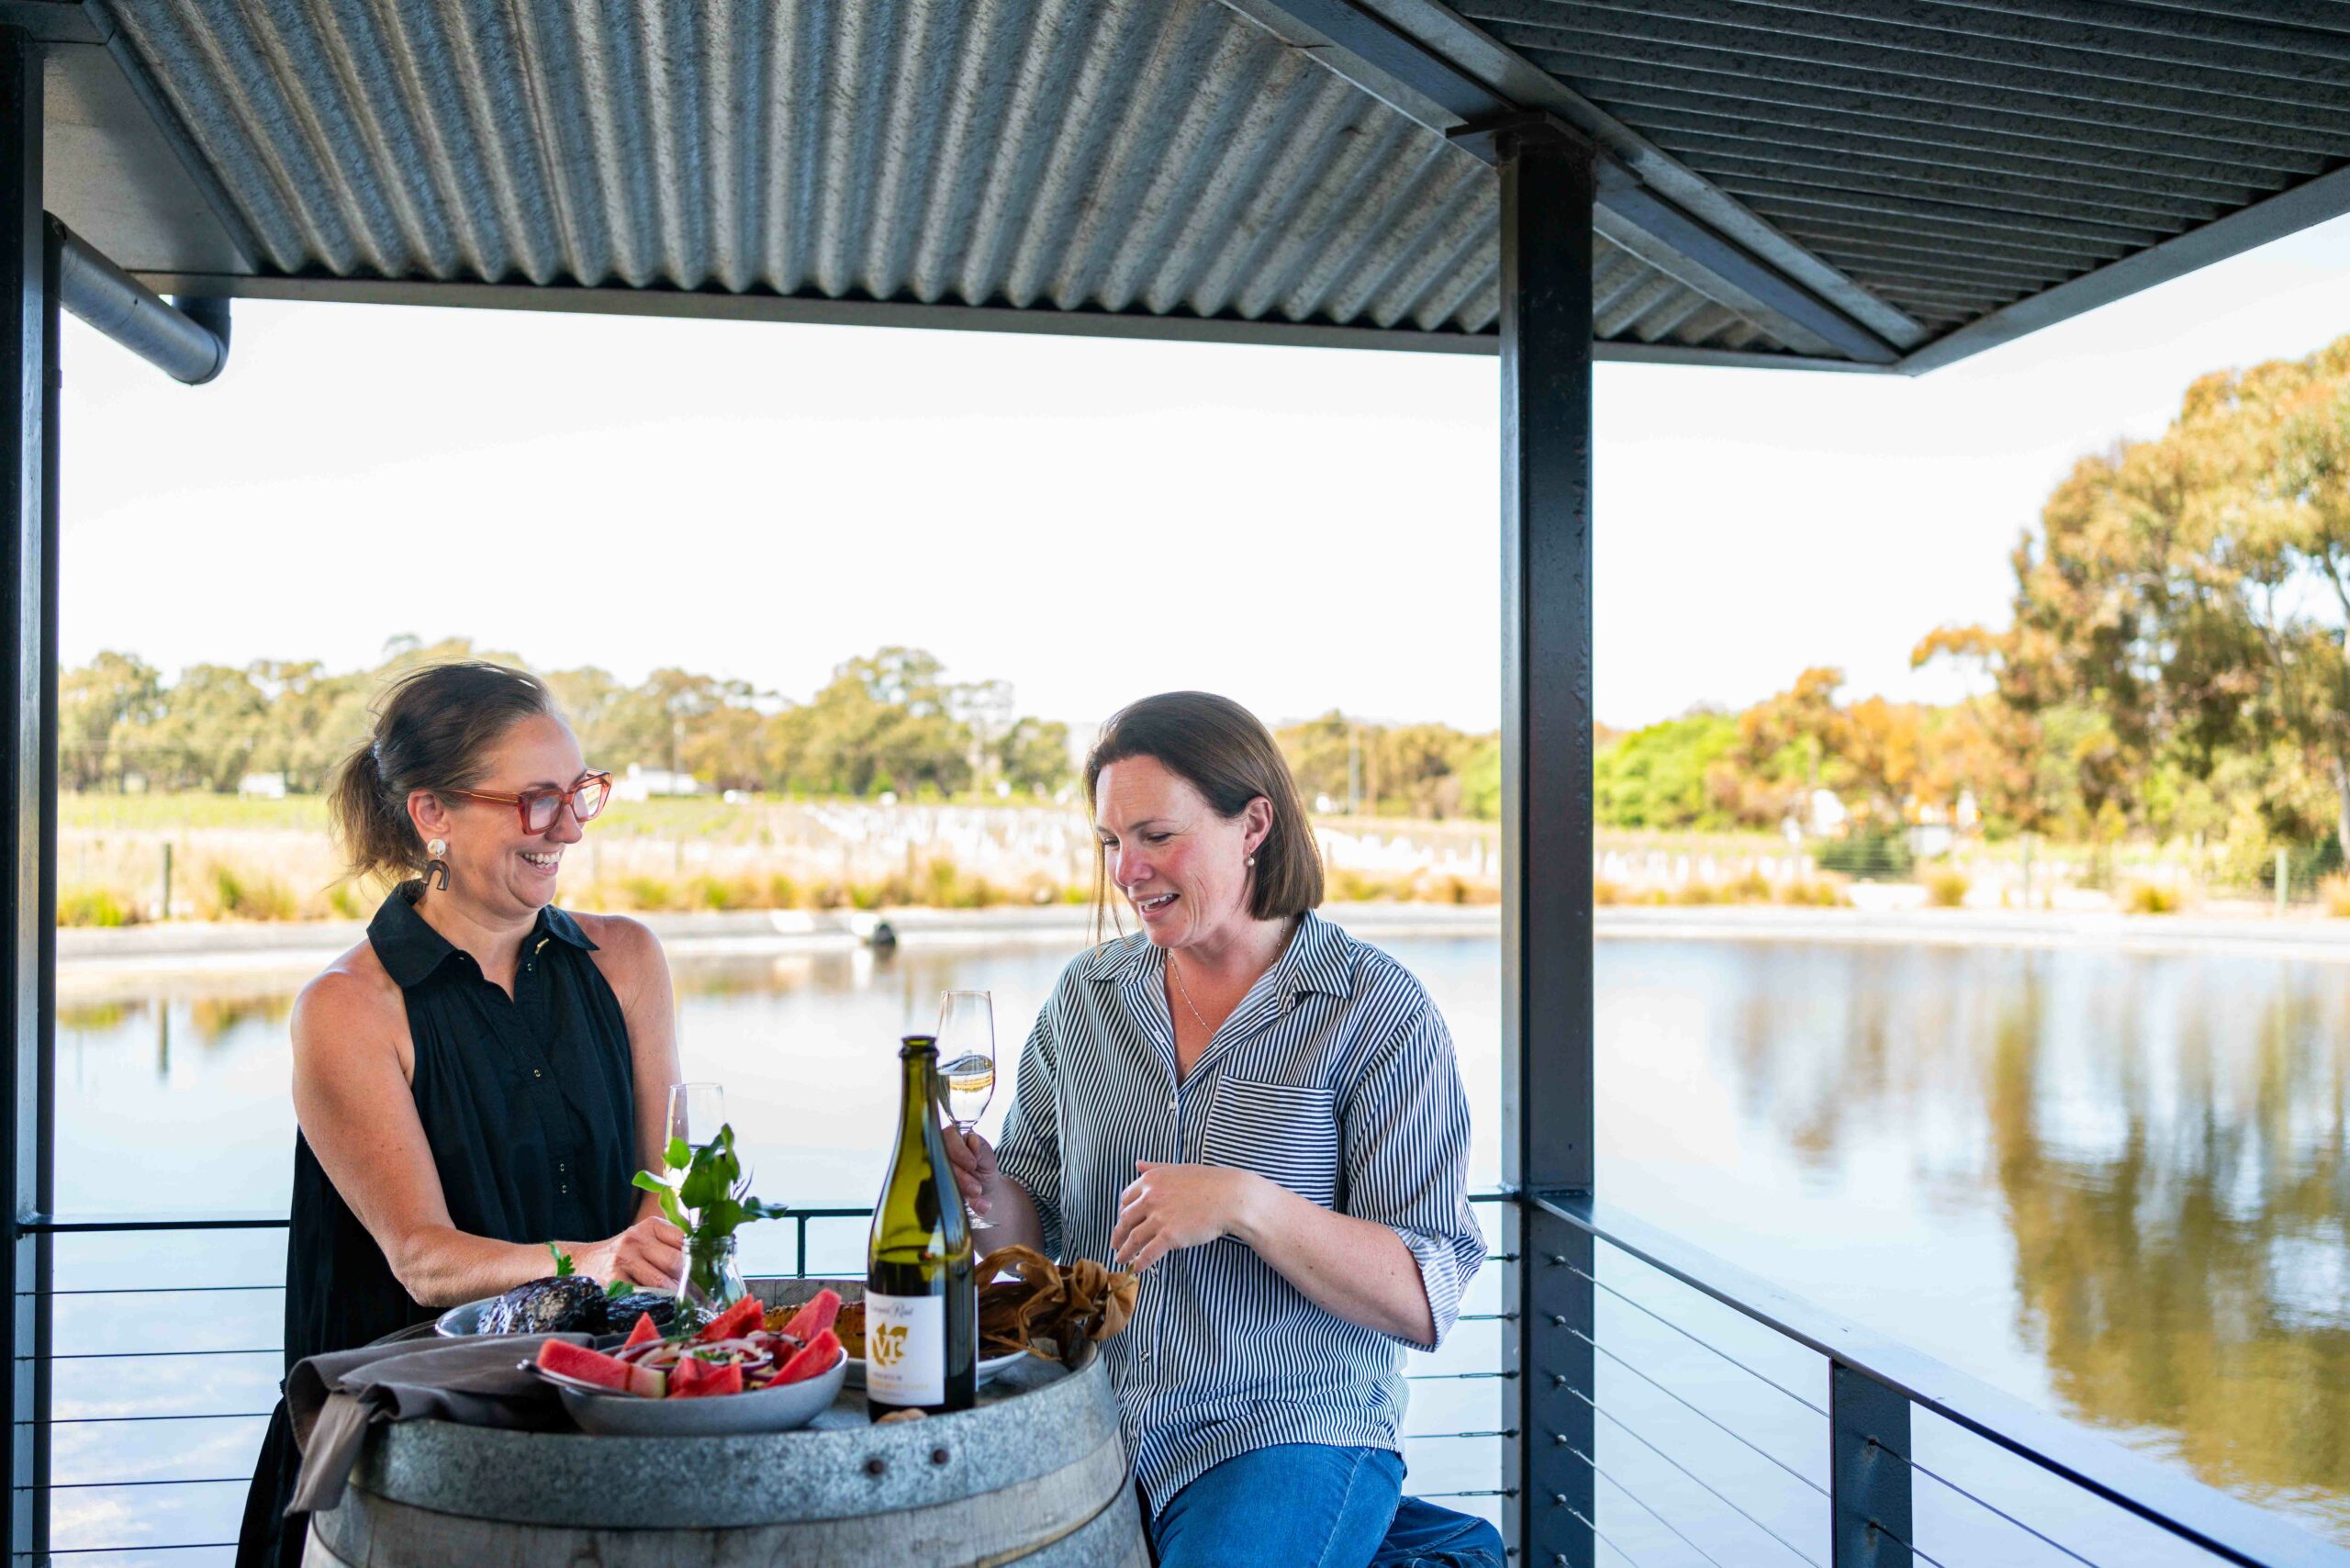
[284,1331,589,1515]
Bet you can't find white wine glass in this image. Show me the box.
[935,991,997,1230]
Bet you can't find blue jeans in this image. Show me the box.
[1150,1446,1506,1568]
[1371,1497,1508,1568]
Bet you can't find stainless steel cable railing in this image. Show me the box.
[16,1195,1515,1562]
[1528,1193,2350,1568]
[25,1188,2346,1566]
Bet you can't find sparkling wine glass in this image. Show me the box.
[665,1081,725,1218]
[935,991,997,1229]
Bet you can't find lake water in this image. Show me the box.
[45,927,2350,1561]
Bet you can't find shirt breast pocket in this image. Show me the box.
[1201,1077,1340,1209]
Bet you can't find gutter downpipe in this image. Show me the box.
[48,219,228,385]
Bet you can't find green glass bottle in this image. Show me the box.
[865,1034,977,1418]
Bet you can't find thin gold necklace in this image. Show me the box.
[1168,953,1214,1034]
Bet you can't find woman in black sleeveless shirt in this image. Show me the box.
[237,663,687,1568]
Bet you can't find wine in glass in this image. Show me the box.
[935,991,996,1229]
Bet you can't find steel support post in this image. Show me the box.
[0,24,52,1562]
[1497,120,1598,1568]
[1831,1362,1915,1568]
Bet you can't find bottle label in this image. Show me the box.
[865,1291,945,1406]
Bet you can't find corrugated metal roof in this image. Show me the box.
[1450,0,2350,335]
[52,0,2350,368]
[77,0,1800,358]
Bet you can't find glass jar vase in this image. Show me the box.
[676,1233,747,1329]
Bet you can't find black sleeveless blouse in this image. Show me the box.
[237,886,642,1568]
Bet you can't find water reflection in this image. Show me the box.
[1662,941,2350,1532]
[49,932,2350,1539]
[1989,961,2350,1524]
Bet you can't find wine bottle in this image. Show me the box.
[866,1034,977,1418]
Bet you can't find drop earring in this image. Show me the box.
[424,838,450,892]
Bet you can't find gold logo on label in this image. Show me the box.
[873,1324,907,1368]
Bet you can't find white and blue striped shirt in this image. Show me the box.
[994,910,1485,1513]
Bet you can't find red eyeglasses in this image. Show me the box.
[445,771,613,834]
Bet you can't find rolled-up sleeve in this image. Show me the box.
[992,1004,1067,1260]
[1341,1000,1483,1350]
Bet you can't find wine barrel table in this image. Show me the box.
[307,1280,1147,1567]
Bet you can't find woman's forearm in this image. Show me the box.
[386,1226,569,1310]
[1231,1182,1438,1348]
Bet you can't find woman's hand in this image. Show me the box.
[1112,1160,1265,1272]
[941,1125,1005,1218]
[576,1214,685,1291]
[941,1126,1047,1254]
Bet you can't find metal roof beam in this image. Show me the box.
[122,272,1504,353]
[127,266,1903,374]
[1897,156,2350,374]
[1215,0,1919,362]
[1585,159,1897,362]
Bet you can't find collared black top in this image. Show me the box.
[240,885,640,1568]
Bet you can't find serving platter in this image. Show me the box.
[446,1293,1036,1390]
[527,1345,849,1437]
[845,1348,1028,1390]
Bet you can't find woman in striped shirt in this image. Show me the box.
[945,691,1503,1568]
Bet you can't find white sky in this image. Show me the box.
[57,210,2350,735]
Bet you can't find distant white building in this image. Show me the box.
[1807,789,1848,837]
[237,772,287,800]
[613,764,701,801]
[1908,822,1955,858]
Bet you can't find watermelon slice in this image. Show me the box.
[538,1338,665,1399]
[694,1295,764,1345]
[775,1328,842,1385]
[667,1355,711,1397]
[779,1287,841,1345]
[622,1312,661,1350]
[670,1359,744,1398]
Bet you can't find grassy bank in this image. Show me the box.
[53,793,1512,926]
[70,793,2300,927]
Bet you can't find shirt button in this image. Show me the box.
[1168,1097,1177,1111]
[532,1069,543,1079]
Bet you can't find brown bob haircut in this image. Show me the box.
[1084,691,1324,936]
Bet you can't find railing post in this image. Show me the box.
[1831,1362,1914,1568]
[0,23,53,1562]
[1497,113,1599,1568]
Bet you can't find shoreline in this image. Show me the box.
[56,901,2350,992]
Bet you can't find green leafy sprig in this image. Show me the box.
[632,1123,790,1246]
[547,1243,576,1277]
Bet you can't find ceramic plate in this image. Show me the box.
[551,1347,847,1437]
